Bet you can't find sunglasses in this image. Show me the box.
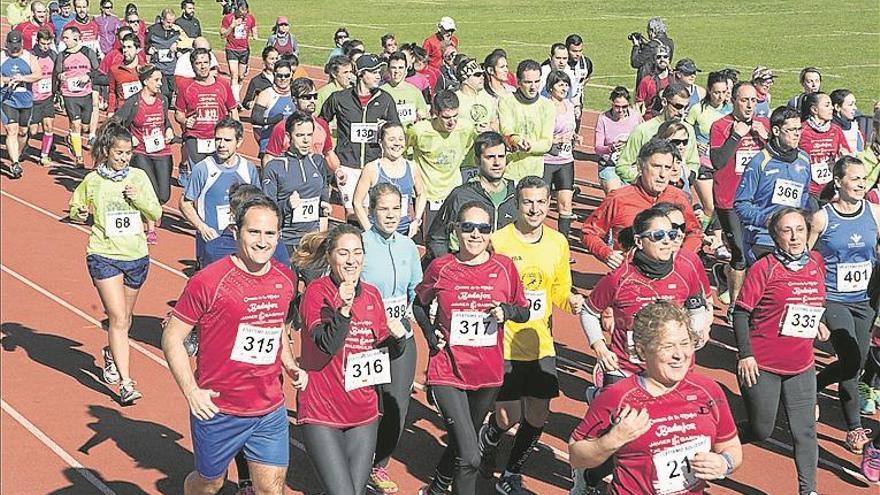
[278,23,289,26]
[669,138,689,147]
[127,19,140,24]
[668,101,688,111]
[639,229,680,242]
[102,4,113,9]
[458,222,492,234]
[298,93,319,100]
[472,71,485,77]
[275,72,292,79]
[655,54,669,60]
[670,222,686,233]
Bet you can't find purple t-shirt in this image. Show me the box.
[594,110,643,161]
[545,99,577,165]
[94,14,122,55]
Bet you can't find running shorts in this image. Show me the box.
[496,357,560,401]
[86,254,150,289]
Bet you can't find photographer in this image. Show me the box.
[629,16,675,88]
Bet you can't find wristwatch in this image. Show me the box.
[720,451,735,478]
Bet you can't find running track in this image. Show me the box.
[0,19,877,495]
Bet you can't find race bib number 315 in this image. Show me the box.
[230,324,282,365]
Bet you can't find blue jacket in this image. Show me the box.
[261,151,330,249]
[734,146,811,264]
[361,226,423,337]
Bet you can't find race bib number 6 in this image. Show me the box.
[780,304,825,338]
[449,310,498,347]
[652,436,711,495]
[344,348,391,391]
[230,324,282,365]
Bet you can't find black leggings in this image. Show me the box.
[301,421,379,495]
[430,385,498,495]
[741,368,817,495]
[131,153,174,205]
[374,335,417,468]
[816,300,876,430]
[716,208,746,270]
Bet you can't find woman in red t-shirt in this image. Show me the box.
[569,301,742,495]
[413,202,529,495]
[294,224,407,495]
[219,0,257,101]
[733,207,829,495]
[800,92,851,200]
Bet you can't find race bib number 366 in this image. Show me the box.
[230,324,282,365]
[344,348,391,391]
[449,310,497,347]
[652,436,710,495]
[771,178,802,207]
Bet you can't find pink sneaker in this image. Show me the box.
[146,230,158,245]
[862,441,880,482]
[846,427,872,454]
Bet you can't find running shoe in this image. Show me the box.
[715,244,732,261]
[119,381,143,405]
[184,329,200,357]
[861,441,880,482]
[146,230,158,245]
[478,423,499,477]
[40,155,51,167]
[845,427,872,454]
[495,472,526,495]
[9,162,23,179]
[368,466,398,494]
[859,382,877,416]
[726,304,735,325]
[569,468,603,495]
[101,346,120,384]
[74,156,85,169]
[85,135,96,149]
[235,483,255,495]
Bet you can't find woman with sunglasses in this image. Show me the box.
[123,9,145,47]
[359,182,424,495]
[294,224,408,495]
[571,300,742,495]
[733,207,829,495]
[414,202,529,495]
[595,86,642,193]
[251,59,295,160]
[811,156,880,454]
[454,57,497,179]
[657,120,697,201]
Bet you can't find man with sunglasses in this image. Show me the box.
[251,59,295,161]
[636,44,670,120]
[423,16,458,69]
[583,138,702,269]
[710,82,769,315]
[327,27,349,62]
[381,52,429,128]
[615,83,700,185]
[480,176,584,494]
[175,0,202,40]
[320,54,399,216]
[564,34,593,133]
[264,77,337,170]
[425,131,517,260]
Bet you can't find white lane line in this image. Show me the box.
[1,190,189,280]
[1,265,169,370]
[1,399,117,495]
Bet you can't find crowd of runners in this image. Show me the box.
[2,1,880,494]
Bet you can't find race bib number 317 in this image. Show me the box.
[449,310,497,347]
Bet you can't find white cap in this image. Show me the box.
[438,16,456,31]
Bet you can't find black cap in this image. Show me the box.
[6,31,23,52]
[355,54,385,73]
[674,58,700,75]
[59,0,71,7]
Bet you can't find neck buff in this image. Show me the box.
[773,247,810,271]
[96,163,129,182]
[633,248,673,279]
[514,89,539,105]
[807,116,831,133]
[767,137,799,163]
[832,112,852,131]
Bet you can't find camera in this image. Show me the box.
[627,32,644,43]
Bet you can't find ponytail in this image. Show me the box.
[91,119,132,166]
[292,224,362,271]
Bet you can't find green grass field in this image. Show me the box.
[136,0,879,112]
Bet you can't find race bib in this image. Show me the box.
[156,48,174,63]
[233,23,248,39]
[383,294,408,320]
[460,167,479,182]
[397,103,416,124]
[350,123,379,144]
[771,178,802,207]
[810,160,832,184]
[105,210,142,237]
[449,310,498,347]
[837,261,872,293]
[525,290,547,321]
[780,304,825,338]
[196,138,216,154]
[66,76,88,92]
[121,81,143,99]
[291,196,319,223]
[216,204,232,231]
[652,436,711,495]
[428,200,444,211]
[36,78,52,93]
[344,348,391,391]
[559,142,573,159]
[230,324,281,365]
[143,132,165,153]
[735,149,758,174]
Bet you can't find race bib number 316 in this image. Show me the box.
[344,348,391,391]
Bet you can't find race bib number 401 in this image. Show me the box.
[652,436,711,495]
[230,324,282,365]
[449,310,498,347]
[344,348,391,391]
[837,261,872,293]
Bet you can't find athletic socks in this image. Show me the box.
[558,214,574,240]
[234,450,251,484]
[505,421,543,474]
[70,132,83,158]
[426,471,452,495]
[41,133,54,156]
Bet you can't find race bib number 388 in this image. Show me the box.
[230,324,282,365]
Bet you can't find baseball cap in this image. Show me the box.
[276,16,288,25]
[674,58,700,75]
[455,58,482,82]
[6,31,23,52]
[58,0,71,7]
[751,65,775,81]
[355,54,385,73]
[438,16,456,31]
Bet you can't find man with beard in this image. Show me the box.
[13,1,56,51]
[175,0,202,39]
[636,44,670,120]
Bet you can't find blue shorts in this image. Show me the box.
[598,164,621,182]
[86,254,150,289]
[191,405,289,480]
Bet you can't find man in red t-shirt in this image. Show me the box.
[422,16,458,69]
[163,197,305,495]
[263,77,339,170]
[64,0,100,54]
[635,44,669,119]
[13,1,56,51]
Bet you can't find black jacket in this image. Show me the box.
[319,86,399,168]
[425,177,517,260]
